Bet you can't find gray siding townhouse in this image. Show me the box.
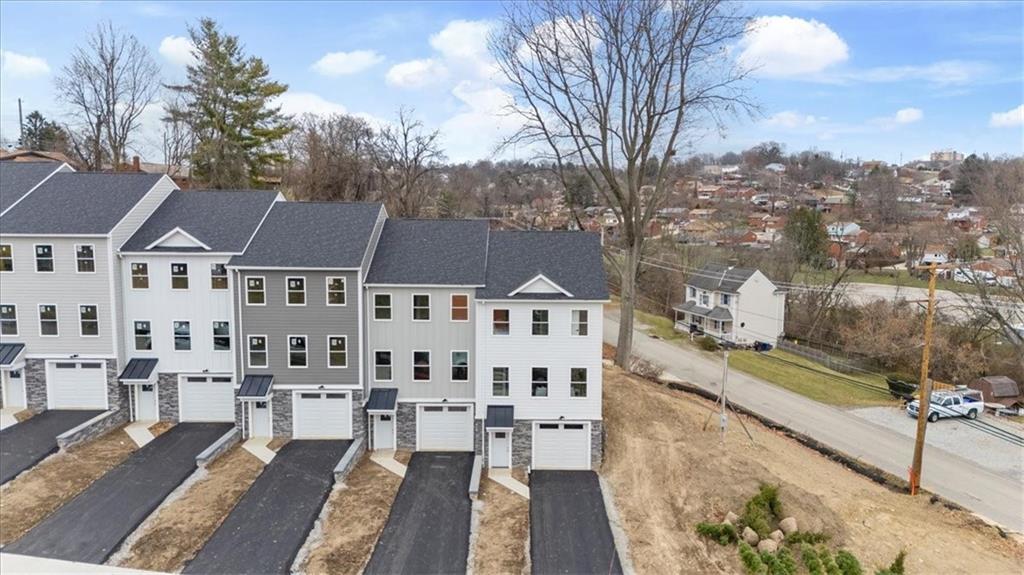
[229,201,386,440]
[117,190,280,423]
[0,172,176,414]
[363,219,490,453]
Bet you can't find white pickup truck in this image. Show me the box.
[906,390,985,422]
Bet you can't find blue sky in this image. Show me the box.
[1,1,1021,164]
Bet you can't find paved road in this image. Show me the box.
[186,440,350,575]
[365,452,473,575]
[5,423,232,563]
[531,471,622,575]
[605,311,1024,533]
[0,410,102,485]
[845,282,1022,322]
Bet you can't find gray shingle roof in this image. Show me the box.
[366,219,489,285]
[0,161,62,213]
[122,190,279,253]
[0,172,164,235]
[228,202,383,269]
[238,375,274,399]
[686,263,757,293]
[0,343,25,367]
[366,388,398,411]
[476,231,609,300]
[485,405,514,428]
[119,358,158,381]
[674,300,733,322]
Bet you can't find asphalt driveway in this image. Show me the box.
[365,452,474,575]
[0,410,103,485]
[4,422,231,563]
[531,470,622,575]
[184,440,351,575]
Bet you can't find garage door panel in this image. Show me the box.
[48,361,107,409]
[180,377,234,422]
[533,423,589,470]
[418,405,474,451]
[294,392,351,439]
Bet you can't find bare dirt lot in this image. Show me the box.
[473,475,529,575]
[114,445,264,572]
[602,366,1024,574]
[300,458,402,574]
[0,425,137,544]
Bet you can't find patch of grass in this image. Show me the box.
[696,522,738,546]
[635,308,683,341]
[741,484,782,538]
[728,349,895,407]
[875,550,906,575]
[794,268,983,296]
[801,544,825,575]
[785,531,831,546]
[739,542,766,574]
[835,550,864,575]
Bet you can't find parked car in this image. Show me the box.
[906,390,984,422]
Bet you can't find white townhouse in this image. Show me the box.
[117,189,280,423]
[673,263,786,346]
[0,171,175,413]
[474,231,609,470]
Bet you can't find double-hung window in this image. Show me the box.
[171,263,189,289]
[492,309,510,335]
[413,351,431,381]
[450,294,469,321]
[173,321,191,350]
[531,367,549,397]
[412,294,430,321]
[700,291,710,307]
[374,294,392,320]
[76,245,95,273]
[134,320,152,351]
[287,277,306,305]
[248,336,268,368]
[38,305,57,336]
[451,351,469,381]
[492,367,509,397]
[35,245,54,272]
[288,336,308,367]
[326,277,346,305]
[720,293,731,306]
[374,351,393,381]
[571,368,588,398]
[0,244,12,272]
[79,305,99,336]
[571,309,589,336]
[531,310,549,335]
[131,263,149,289]
[212,321,231,351]
[0,304,17,336]
[210,263,228,290]
[328,336,347,367]
[246,277,266,305]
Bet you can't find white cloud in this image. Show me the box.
[990,104,1024,128]
[429,19,498,80]
[892,107,923,124]
[763,110,819,129]
[440,81,524,162]
[737,16,848,77]
[385,58,450,89]
[312,50,384,76]
[159,36,196,67]
[841,60,989,86]
[1,50,50,77]
[275,92,348,118]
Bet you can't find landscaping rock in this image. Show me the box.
[757,539,778,554]
[742,526,759,545]
[725,511,739,525]
[779,517,798,534]
[769,530,784,542]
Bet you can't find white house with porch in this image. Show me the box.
[673,263,786,346]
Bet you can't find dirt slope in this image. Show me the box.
[474,475,529,575]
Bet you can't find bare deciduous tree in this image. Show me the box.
[56,22,159,170]
[161,93,194,181]
[285,113,377,202]
[491,0,751,366]
[373,108,446,217]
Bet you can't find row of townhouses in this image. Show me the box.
[0,161,608,470]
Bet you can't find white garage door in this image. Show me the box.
[48,361,107,409]
[294,392,352,439]
[418,405,474,451]
[179,376,235,422]
[533,422,590,470]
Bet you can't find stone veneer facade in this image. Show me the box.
[394,401,485,452]
[484,419,604,470]
[157,373,179,421]
[22,357,123,413]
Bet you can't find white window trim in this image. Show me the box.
[170,262,190,291]
[411,293,431,322]
[492,308,510,336]
[374,349,393,382]
[172,320,193,352]
[0,303,18,336]
[412,349,431,382]
[327,335,348,368]
[450,350,470,382]
[210,263,229,290]
[212,320,232,353]
[247,334,269,369]
[531,309,551,336]
[34,243,55,274]
[571,309,589,336]
[0,243,12,273]
[130,261,149,290]
[78,303,100,338]
[531,366,550,398]
[246,276,267,306]
[38,304,58,337]
[570,367,589,399]
[325,276,347,306]
[449,293,470,322]
[285,276,307,306]
[133,319,153,352]
[74,244,96,274]
[373,292,393,321]
[288,334,309,369]
[491,366,510,398]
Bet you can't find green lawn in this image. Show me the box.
[635,309,684,341]
[727,349,896,407]
[792,268,983,296]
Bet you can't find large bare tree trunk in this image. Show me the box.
[615,241,641,367]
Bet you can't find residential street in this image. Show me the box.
[604,310,1024,533]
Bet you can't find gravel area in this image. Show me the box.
[850,406,1023,482]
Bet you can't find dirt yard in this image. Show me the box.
[473,474,529,575]
[0,425,137,544]
[300,458,403,574]
[602,366,1024,575]
[114,445,264,572]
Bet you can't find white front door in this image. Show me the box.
[251,401,272,438]
[532,422,591,470]
[374,414,395,450]
[3,369,26,409]
[293,392,352,439]
[136,384,157,421]
[47,361,107,409]
[490,431,510,468]
[417,404,474,451]
[179,375,234,422]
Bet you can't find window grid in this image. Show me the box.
[374,350,393,381]
[0,244,12,272]
[450,294,469,321]
[328,336,348,367]
[210,263,228,290]
[326,277,347,305]
[246,277,266,305]
[451,351,469,381]
[134,320,152,351]
[212,321,231,351]
[79,305,99,336]
[35,245,54,272]
[412,294,430,321]
[413,350,431,381]
[248,336,268,368]
[531,367,549,397]
[171,263,189,290]
[492,309,510,335]
[532,309,549,335]
[76,245,95,273]
[286,277,306,305]
[374,293,392,320]
[0,304,17,336]
[571,367,588,398]
[173,321,191,350]
[131,263,149,289]
[38,304,58,336]
[492,367,509,397]
[288,336,308,367]
[571,309,589,336]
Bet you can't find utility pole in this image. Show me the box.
[720,349,730,441]
[910,262,938,495]
[18,98,24,146]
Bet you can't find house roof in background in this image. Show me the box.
[477,231,609,300]
[366,219,489,285]
[0,172,164,235]
[122,190,279,253]
[685,263,757,293]
[228,201,383,268]
[0,161,63,213]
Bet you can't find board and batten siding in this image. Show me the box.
[474,301,603,421]
[366,287,476,401]
[0,236,115,356]
[120,253,235,373]
[236,270,360,386]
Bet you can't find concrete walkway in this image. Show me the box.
[242,437,276,464]
[0,407,20,430]
[370,449,407,478]
[488,469,529,499]
[124,421,157,448]
[0,553,162,574]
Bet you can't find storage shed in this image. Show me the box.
[967,376,1023,408]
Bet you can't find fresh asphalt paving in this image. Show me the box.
[364,452,474,575]
[530,470,622,575]
[0,410,103,485]
[184,440,351,575]
[4,422,231,564]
